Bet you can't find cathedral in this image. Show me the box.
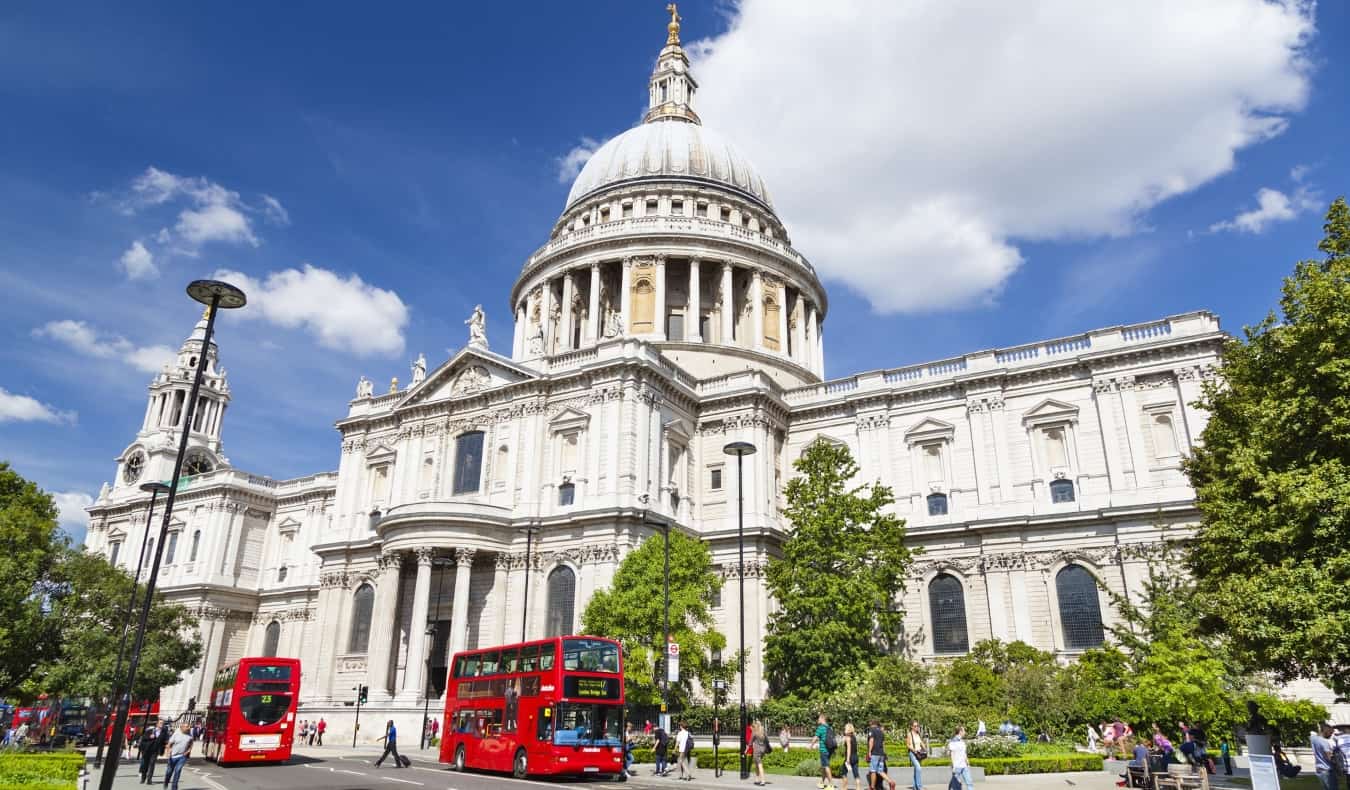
[84,11,1247,740]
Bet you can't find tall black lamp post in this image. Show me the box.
[93,481,171,769]
[722,440,756,781]
[99,280,245,790]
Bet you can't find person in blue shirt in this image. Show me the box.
[375,720,403,768]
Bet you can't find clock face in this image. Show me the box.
[123,452,145,484]
[184,450,214,477]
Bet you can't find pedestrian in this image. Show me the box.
[375,720,403,768]
[810,714,836,790]
[866,721,896,790]
[675,721,695,781]
[904,721,926,790]
[1220,740,1233,775]
[839,723,860,790]
[947,726,972,790]
[316,718,326,746]
[1311,723,1338,790]
[654,723,670,776]
[137,721,162,783]
[162,723,193,790]
[750,720,769,786]
[780,725,792,752]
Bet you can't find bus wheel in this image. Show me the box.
[453,745,465,772]
[512,748,528,779]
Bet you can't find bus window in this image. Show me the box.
[539,642,555,671]
[502,647,519,673]
[520,645,538,672]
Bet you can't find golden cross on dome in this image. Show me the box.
[666,3,681,45]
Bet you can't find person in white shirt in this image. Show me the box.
[947,727,972,790]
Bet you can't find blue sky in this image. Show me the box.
[1,1,1345,543]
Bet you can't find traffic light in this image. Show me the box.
[358,685,368,704]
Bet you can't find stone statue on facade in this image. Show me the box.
[356,375,374,398]
[466,304,488,348]
[411,353,427,385]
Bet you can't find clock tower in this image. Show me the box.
[113,310,231,494]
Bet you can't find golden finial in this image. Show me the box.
[666,3,681,45]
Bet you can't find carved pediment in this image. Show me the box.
[1021,398,1079,427]
[397,347,538,408]
[904,417,955,445]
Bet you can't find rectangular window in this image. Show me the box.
[709,467,723,491]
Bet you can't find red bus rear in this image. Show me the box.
[440,636,625,780]
[203,657,300,765]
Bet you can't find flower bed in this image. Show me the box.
[0,752,84,790]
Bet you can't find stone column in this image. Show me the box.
[540,278,554,356]
[513,303,525,358]
[366,552,403,697]
[492,554,511,644]
[588,264,602,345]
[449,549,476,656]
[560,271,575,351]
[750,270,764,351]
[399,548,435,699]
[654,256,667,340]
[777,280,789,356]
[720,262,735,345]
[620,259,633,337]
[687,259,702,342]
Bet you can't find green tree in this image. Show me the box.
[0,462,66,696]
[763,440,914,698]
[581,528,727,711]
[33,548,202,701]
[1184,197,1350,697]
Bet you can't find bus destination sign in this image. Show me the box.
[563,676,620,699]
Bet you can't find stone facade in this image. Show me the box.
[82,17,1340,740]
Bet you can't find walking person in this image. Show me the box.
[162,723,194,790]
[810,714,836,790]
[947,727,972,790]
[675,721,696,781]
[1312,723,1339,790]
[375,720,403,768]
[905,721,926,790]
[840,723,861,790]
[750,720,769,786]
[316,718,326,746]
[654,723,670,776]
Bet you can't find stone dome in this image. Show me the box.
[564,119,774,211]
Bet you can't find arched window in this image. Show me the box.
[165,532,178,564]
[1049,479,1076,503]
[545,566,577,637]
[926,493,948,516]
[1056,565,1105,650]
[558,482,575,506]
[349,583,375,653]
[189,531,201,563]
[262,621,281,658]
[928,574,969,654]
[453,431,485,495]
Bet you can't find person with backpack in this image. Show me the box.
[904,721,926,790]
[654,724,670,776]
[810,714,836,790]
[675,721,695,781]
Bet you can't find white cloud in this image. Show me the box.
[33,320,176,373]
[688,0,1314,312]
[51,491,93,534]
[556,137,604,183]
[260,194,291,226]
[0,387,75,424]
[1209,186,1319,234]
[213,264,409,356]
[119,240,157,279]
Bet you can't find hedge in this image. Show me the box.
[0,752,84,790]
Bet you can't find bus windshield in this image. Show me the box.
[561,638,620,673]
[552,703,622,747]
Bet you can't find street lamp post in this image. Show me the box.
[722,441,756,781]
[99,280,245,790]
[422,555,447,750]
[93,481,170,770]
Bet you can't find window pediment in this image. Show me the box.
[905,417,955,446]
[1022,398,1079,428]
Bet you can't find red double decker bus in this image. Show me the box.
[440,636,625,780]
[203,657,300,765]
